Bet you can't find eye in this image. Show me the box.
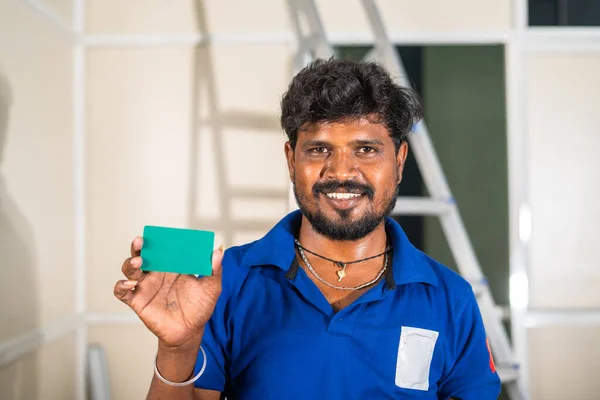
[357,146,377,154]
[310,147,329,154]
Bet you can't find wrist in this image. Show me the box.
[158,331,204,356]
[154,346,207,387]
[155,332,204,384]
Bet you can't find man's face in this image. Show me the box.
[285,117,408,241]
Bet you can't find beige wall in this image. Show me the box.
[320,0,511,33]
[525,54,600,399]
[88,325,156,399]
[84,0,511,35]
[0,0,75,398]
[0,0,75,339]
[83,1,294,395]
[0,333,76,400]
[45,0,73,25]
[526,54,600,309]
[529,326,600,400]
[86,46,195,314]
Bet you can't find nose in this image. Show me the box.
[322,149,359,181]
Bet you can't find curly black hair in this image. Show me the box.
[280,58,423,151]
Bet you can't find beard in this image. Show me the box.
[293,178,398,241]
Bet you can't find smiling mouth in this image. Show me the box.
[325,192,363,200]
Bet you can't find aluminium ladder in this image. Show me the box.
[286,1,526,399]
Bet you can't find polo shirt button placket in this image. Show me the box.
[327,306,362,336]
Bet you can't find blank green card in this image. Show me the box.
[141,226,214,276]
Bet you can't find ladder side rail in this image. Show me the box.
[298,0,336,59]
[360,0,521,375]
[360,0,453,197]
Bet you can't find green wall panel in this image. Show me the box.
[422,45,509,306]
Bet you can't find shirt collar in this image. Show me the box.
[240,210,439,288]
[239,210,300,272]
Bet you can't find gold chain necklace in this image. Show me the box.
[294,239,391,282]
[297,246,388,291]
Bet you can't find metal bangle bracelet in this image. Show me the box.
[154,345,207,387]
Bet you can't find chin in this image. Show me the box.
[311,207,385,239]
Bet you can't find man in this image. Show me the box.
[115,58,501,399]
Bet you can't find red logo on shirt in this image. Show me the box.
[486,338,496,373]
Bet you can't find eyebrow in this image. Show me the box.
[301,140,331,148]
[352,139,385,146]
[301,138,385,148]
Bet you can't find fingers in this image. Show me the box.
[114,279,138,305]
[123,236,145,280]
[211,245,225,277]
[130,236,143,258]
[194,247,225,301]
[116,237,144,307]
[121,255,145,281]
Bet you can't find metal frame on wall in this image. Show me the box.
[508,1,600,396]
[2,0,600,398]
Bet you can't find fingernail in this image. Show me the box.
[218,244,225,253]
[131,257,142,267]
[124,280,138,287]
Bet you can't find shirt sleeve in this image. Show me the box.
[193,260,234,392]
[438,291,502,400]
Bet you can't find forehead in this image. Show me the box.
[298,117,393,144]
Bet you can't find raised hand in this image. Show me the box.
[114,237,224,349]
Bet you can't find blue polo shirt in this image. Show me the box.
[194,210,500,399]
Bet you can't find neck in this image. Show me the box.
[297,215,388,262]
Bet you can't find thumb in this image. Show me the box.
[211,245,225,276]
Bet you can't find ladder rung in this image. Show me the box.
[497,364,520,383]
[392,197,454,216]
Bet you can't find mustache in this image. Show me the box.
[312,180,375,199]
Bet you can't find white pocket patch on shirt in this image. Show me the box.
[395,326,439,391]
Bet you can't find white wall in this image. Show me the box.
[0,0,75,398]
[526,55,600,309]
[525,53,600,400]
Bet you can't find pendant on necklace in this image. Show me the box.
[335,261,347,282]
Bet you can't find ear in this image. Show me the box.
[284,141,295,182]
[396,141,409,184]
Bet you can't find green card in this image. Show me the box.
[140,226,214,276]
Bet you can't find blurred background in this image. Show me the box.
[0,0,599,399]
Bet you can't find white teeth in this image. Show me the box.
[326,193,361,199]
